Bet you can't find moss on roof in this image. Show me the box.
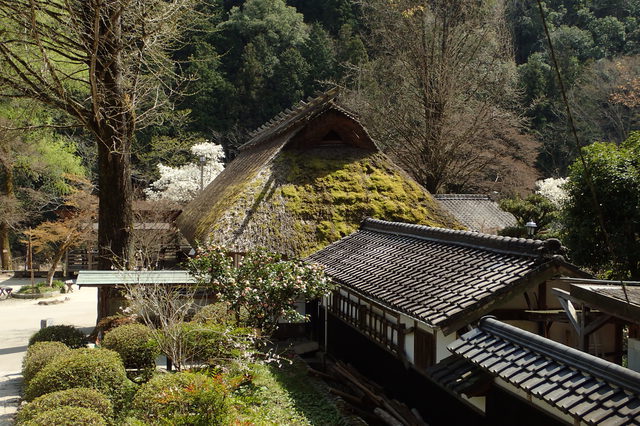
[196,146,458,257]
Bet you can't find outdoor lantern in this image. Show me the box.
[525,219,537,237]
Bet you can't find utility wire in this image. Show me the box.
[535,0,629,301]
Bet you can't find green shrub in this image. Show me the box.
[21,406,106,426]
[132,372,228,425]
[16,388,112,424]
[28,325,87,349]
[176,322,255,366]
[192,303,234,324]
[95,315,139,337]
[22,342,71,385]
[24,348,132,410]
[102,324,159,372]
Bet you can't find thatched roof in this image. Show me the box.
[176,89,459,256]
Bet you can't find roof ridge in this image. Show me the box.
[360,218,563,258]
[478,317,640,395]
[435,194,491,200]
[239,87,341,152]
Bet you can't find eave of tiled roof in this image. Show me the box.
[361,218,561,258]
[448,317,640,425]
[308,219,579,332]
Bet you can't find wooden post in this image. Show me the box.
[28,231,34,286]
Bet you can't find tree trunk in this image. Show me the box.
[88,0,135,270]
[46,246,68,287]
[96,140,133,269]
[0,163,14,270]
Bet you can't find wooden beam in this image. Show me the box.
[583,314,612,336]
[490,309,573,322]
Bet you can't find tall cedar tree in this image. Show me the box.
[0,0,195,268]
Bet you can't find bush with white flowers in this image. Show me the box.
[535,177,568,208]
[145,142,224,202]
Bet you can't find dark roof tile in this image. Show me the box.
[434,194,518,234]
[308,218,570,328]
[446,317,640,425]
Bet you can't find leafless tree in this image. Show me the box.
[571,55,640,145]
[0,0,196,268]
[122,277,202,370]
[345,0,537,194]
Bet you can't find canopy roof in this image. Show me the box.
[76,270,196,287]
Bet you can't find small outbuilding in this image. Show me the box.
[176,89,457,257]
[434,194,517,234]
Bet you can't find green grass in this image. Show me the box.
[230,360,346,425]
[17,280,64,294]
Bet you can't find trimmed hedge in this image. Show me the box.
[24,348,133,410]
[22,342,70,385]
[102,324,159,371]
[16,388,112,424]
[21,406,106,426]
[28,325,86,349]
[132,372,228,425]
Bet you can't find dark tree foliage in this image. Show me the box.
[563,132,640,279]
[506,0,640,176]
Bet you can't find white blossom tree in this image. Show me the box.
[145,142,224,203]
[535,177,568,208]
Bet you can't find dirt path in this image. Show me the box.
[0,275,97,425]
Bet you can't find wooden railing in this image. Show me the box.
[330,290,405,358]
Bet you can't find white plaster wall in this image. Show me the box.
[628,338,640,372]
[436,329,457,363]
[399,314,415,364]
[463,395,486,413]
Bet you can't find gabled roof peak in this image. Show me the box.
[360,218,563,258]
[239,87,353,152]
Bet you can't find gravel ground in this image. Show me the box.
[0,273,97,425]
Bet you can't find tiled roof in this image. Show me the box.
[426,355,491,396]
[449,317,640,425]
[435,194,517,233]
[308,218,577,332]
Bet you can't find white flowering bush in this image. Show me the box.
[535,177,568,208]
[145,141,224,202]
[188,246,333,335]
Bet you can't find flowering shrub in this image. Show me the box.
[535,177,568,208]
[188,247,333,334]
[144,141,224,202]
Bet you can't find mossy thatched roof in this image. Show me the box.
[176,90,459,256]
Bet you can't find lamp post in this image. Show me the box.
[198,155,206,192]
[525,219,537,237]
